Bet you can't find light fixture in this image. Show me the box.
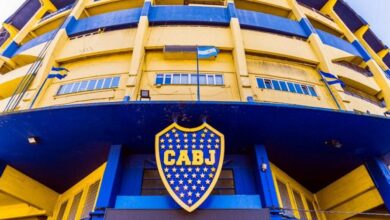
[140,90,151,101]
[325,139,342,149]
[28,136,39,145]
[261,163,268,172]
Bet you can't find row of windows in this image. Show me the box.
[57,76,120,95]
[141,169,235,196]
[257,78,318,97]
[276,179,320,220]
[155,73,224,86]
[56,180,101,220]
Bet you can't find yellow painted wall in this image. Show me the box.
[271,163,324,220]
[242,30,318,64]
[140,51,240,101]
[247,55,334,108]
[299,5,341,35]
[49,163,106,220]
[38,53,131,107]
[316,165,384,220]
[57,29,137,62]
[146,26,233,49]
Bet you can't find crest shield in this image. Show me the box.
[155,122,225,212]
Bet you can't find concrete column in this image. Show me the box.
[288,0,345,110]
[126,0,152,101]
[228,0,253,102]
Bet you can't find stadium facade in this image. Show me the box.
[0,0,390,219]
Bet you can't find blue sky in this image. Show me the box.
[345,0,390,46]
[0,0,389,46]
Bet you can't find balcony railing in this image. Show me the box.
[344,86,385,108]
[335,61,374,77]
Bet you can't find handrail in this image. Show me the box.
[3,2,78,112]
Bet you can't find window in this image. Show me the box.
[287,82,296,93]
[279,81,288,91]
[276,180,294,217]
[56,201,68,220]
[141,169,235,196]
[165,74,172,84]
[264,79,273,89]
[215,75,224,85]
[272,80,281,91]
[81,180,100,219]
[207,75,215,85]
[88,80,97,91]
[181,74,189,84]
[308,86,317,97]
[295,83,303,94]
[156,74,164,85]
[79,81,88,92]
[173,74,180,84]
[68,192,82,220]
[306,198,319,220]
[156,73,224,86]
[293,190,308,220]
[57,77,120,95]
[257,78,318,97]
[257,78,265,89]
[301,85,309,95]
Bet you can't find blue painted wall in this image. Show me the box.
[149,6,230,26]
[14,30,57,56]
[237,9,308,38]
[67,8,141,37]
[317,29,362,57]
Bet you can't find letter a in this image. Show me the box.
[176,150,191,165]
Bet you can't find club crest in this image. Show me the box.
[155,122,225,212]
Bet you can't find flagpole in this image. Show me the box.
[196,46,200,102]
[29,77,49,109]
[319,71,341,110]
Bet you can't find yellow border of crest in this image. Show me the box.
[155,122,225,213]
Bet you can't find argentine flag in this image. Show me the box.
[48,67,69,80]
[320,71,345,87]
[197,46,219,59]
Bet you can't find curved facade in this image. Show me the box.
[1,0,390,219]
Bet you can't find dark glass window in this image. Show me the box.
[306,199,318,220]
[293,190,308,220]
[141,169,235,196]
[301,85,310,95]
[264,79,273,89]
[276,180,294,217]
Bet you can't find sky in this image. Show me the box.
[0,0,389,45]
